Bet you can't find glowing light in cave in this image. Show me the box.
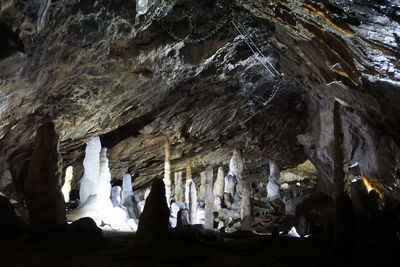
[62,166,73,202]
[361,176,384,198]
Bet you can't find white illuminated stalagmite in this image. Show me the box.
[122,173,134,218]
[62,166,73,202]
[111,186,122,207]
[96,148,113,221]
[229,149,244,179]
[163,140,172,206]
[266,160,282,202]
[185,162,197,224]
[213,166,224,210]
[79,137,101,204]
[204,166,214,228]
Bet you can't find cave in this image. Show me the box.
[0,0,399,266]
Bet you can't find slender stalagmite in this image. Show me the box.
[185,161,197,224]
[204,166,214,228]
[163,139,171,206]
[241,180,252,230]
[62,166,73,202]
[213,166,224,210]
[198,171,206,204]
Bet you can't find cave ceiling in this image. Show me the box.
[0,0,399,195]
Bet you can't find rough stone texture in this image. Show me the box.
[137,179,170,238]
[204,166,214,228]
[24,122,66,235]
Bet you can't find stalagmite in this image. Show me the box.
[266,160,282,202]
[241,180,252,230]
[96,148,113,222]
[163,140,172,206]
[229,149,244,179]
[111,186,122,207]
[174,171,185,203]
[79,136,101,204]
[185,179,197,224]
[204,166,214,228]
[213,167,225,210]
[62,166,73,202]
[24,122,66,235]
[198,171,206,204]
[137,179,170,239]
[122,173,134,218]
[176,209,190,229]
[184,161,197,224]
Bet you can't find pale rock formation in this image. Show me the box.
[79,137,101,204]
[198,171,206,204]
[111,186,122,207]
[185,179,197,224]
[267,160,282,202]
[240,180,252,230]
[163,140,171,206]
[122,173,133,202]
[174,171,185,203]
[122,173,134,219]
[67,195,102,226]
[204,166,214,228]
[62,166,73,202]
[213,166,224,210]
[24,122,66,235]
[137,179,170,239]
[169,201,180,228]
[229,149,244,179]
[224,175,237,208]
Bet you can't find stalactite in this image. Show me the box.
[204,166,214,228]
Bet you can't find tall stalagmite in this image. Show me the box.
[163,139,171,206]
[204,166,214,228]
[185,161,197,224]
[137,179,170,239]
[24,122,66,235]
[213,166,225,210]
[241,180,252,230]
[79,137,101,204]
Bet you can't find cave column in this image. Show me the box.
[24,122,66,235]
[163,139,171,206]
[79,136,101,204]
[185,161,197,224]
[213,166,224,210]
[204,166,214,228]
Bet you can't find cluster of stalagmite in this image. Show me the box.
[66,137,137,231]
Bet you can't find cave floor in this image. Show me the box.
[0,230,398,267]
